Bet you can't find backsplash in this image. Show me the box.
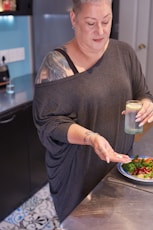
[0,15,33,80]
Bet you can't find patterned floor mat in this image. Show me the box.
[0,184,61,230]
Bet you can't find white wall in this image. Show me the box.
[146,1,153,94]
[118,0,153,94]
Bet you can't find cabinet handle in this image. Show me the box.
[138,44,146,49]
[0,114,16,124]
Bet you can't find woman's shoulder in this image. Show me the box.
[110,39,135,55]
[35,48,73,84]
[109,39,139,66]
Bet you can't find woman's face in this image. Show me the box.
[70,1,112,53]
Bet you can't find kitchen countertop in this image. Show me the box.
[0,75,34,115]
[62,127,153,230]
[63,166,153,230]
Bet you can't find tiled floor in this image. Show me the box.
[1,125,153,230]
[0,183,62,230]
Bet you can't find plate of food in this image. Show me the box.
[117,155,153,184]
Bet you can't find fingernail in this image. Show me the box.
[106,156,110,164]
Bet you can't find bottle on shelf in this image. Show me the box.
[0,0,3,11]
[1,0,16,12]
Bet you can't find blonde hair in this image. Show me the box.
[72,0,113,13]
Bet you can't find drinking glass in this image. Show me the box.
[124,100,143,134]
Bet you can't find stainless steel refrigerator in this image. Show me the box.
[32,0,74,74]
[32,0,119,74]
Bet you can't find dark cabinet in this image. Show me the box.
[0,108,30,221]
[16,0,33,15]
[0,103,47,221]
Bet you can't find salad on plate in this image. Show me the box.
[122,155,153,179]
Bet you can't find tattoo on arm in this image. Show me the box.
[84,131,95,145]
[35,50,74,84]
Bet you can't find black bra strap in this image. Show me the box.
[54,48,79,74]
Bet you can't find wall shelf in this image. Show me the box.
[0,0,33,16]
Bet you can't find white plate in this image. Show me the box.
[117,156,153,184]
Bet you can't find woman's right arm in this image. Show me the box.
[67,123,131,164]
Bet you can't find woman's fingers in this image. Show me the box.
[92,133,131,164]
[136,100,153,125]
[108,152,131,163]
[96,147,131,163]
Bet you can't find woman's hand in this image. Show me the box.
[68,124,131,164]
[122,99,153,126]
[135,99,153,126]
[89,133,131,164]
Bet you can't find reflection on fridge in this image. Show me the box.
[32,0,74,74]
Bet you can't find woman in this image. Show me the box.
[33,0,153,223]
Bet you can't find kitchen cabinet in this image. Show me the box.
[0,0,32,15]
[0,102,47,221]
[0,106,30,221]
